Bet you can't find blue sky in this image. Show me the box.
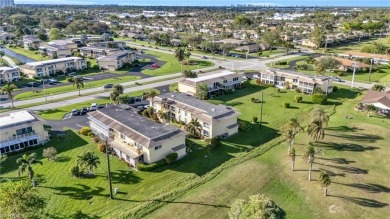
[15,0,390,6]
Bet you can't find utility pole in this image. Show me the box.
[351,61,359,88]
[368,59,373,82]
[43,81,47,102]
[259,91,264,128]
[101,134,113,199]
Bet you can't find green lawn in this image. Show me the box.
[316,38,390,54]
[141,50,213,76]
[14,76,141,101]
[6,46,50,61]
[2,83,389,219]
[148,85,390,219]
[266,56,308,69]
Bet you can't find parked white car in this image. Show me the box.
[253,74,260,79]
[90,103,98,111]
[242,76,248,81]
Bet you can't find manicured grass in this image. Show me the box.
[2,83,389,219]
[141,50,213,76]
[14,76,141,100]
[148,85,390,219]
[257,49,286,57]
[37,90,148,120]
[169,82,178,92]
[266,55,307,68]
[6,46,49,61]
[316,38,390,54]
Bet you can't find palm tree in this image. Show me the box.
[319,171,331,196]
[289,147,296,171]
[303,146,315,181]
[73,76,84,96]
[372,84,385,92]
[308,119,325,142]
[16,153,43,186]
[175,47,185,72]
[147,89,158,107]
[283,128,294,155]
[282,117,301,154]
[185,118,202,139]
[77,152,100,175]
[157,110,168,123]
[1,83,18,108]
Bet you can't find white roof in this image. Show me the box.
[24,57,83,67]
[0,67,17,71]
[186,71,236,82]
[0,111,36,128]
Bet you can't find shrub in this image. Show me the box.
[332,86,338,92]
[137,160,166,171]
[337,71,346,76]
[312,93,328,105]
[282,102,290,108]
[294,95,302,103]
[88,132,95,137]
[252,116,258,123]
[67,77,74,82]
[294,87,301,93]
[70,165,82,177]
[42,147,57,161]
[92,136,100,143]
[277,88,280,93]
[98,143,106,153]
[238,120,253,132]
[207,137,221,149]
[178,121,185,126]
[165,153,178,164]
[79,126,92,136]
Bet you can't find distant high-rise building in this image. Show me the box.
[0,0,14,8]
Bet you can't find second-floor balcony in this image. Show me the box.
[0,131,40,148]
[111,138,144,157]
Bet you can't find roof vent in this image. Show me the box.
[171,94,175,98]
[211,108,216,112]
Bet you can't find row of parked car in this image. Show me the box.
[71,103,100,116]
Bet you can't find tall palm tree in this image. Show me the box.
[147,89,158,107]
[308,119,325,142]
[289,147,296,171]
[175,47,185,72]
[185,118,202,139]
[73,76,84,96]
[311,107,329,127]
[283,128,294,155]
[1,83,18,109]
[282,117,302,154]
[319,171,331,196]
[16,153,43,186]
[303,146,315,181]
[157,110,168,123]
[77,152,100,175]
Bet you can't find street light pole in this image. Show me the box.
[259,91,264,128]
[43,81,47,102]
[351,61,359,88]
[368,59,373,82]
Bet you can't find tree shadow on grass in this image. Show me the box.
[326,133,383,143]
[318,168,346,177]
[315,162,368,174]
[51,184,108,200]
[55,156,71,162]
[329,195,388,208]
[333,182,390,193]
[111,170,142,184]
[326,126,362,132]
[316,142,379,152]
[43,211,101,219]
[317,157,355,165]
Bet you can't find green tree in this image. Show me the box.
[282,117,302,154]
[289,147,296,171]
[16,153,43,186]
[147,89,158,106]
[315,57,341,75]
[319,171,331,196]
[303,145,315,181]
[110,84,124,104]
[0,180,46,219]
[42,147,57,161]
[77,152,100,175]
[175,47,185,72]
[308,119,325,142]
[229,194,283,219]
[0,154,7,174]
[233,15,253,27]
[261,30,281,52]
[220,43,235,55]
[49,27,62,40]
[311,27,325,49]
[372,84,385,92]
[365,104,378,117]
[73,76,84,96]
[185,118,202,139]
[1,83,18,109]
[195,82,208,100]
[0,51,5,63]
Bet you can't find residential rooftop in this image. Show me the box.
[0,110,44,130]
[265,68,330,83]
[185,71,237,83]
[21,57,83,68]
[156,92,237,119]
[97,51,129,61]
[88,105,185,148]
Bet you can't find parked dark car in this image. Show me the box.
[80,107,88,115]
[103,84,114,89]
[27,82,38,87]
[71,109,79,116]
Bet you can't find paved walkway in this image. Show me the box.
[3,56,17,67]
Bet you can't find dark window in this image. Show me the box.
[10,145,15,151]
[0,148,5,153]
[19,143,25,149]
[29,140,34,145]
[5,147,10,152]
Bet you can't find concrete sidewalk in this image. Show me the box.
[3,56,17,67]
